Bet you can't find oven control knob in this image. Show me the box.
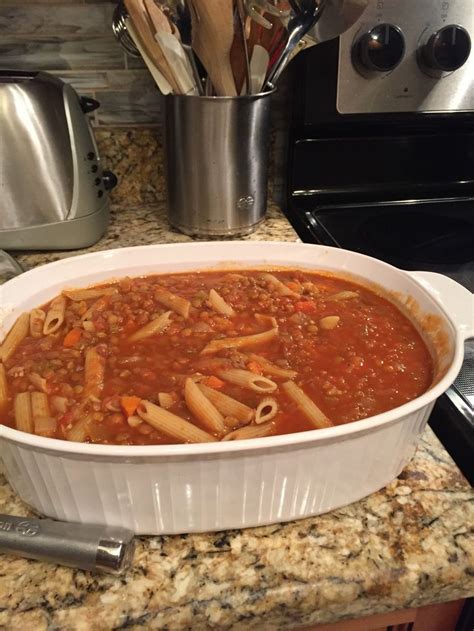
[356,24,405,72]
[421,25,471,71]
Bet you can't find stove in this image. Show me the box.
[285,0,474,484]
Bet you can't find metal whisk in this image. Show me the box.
[112,0,141,58]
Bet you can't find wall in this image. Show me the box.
[0,0,289,206]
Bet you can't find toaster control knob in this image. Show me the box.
[356,24,405,72]
[421,25,471,71]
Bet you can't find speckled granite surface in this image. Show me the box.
[3,204,474,630]
[13,202,298,270]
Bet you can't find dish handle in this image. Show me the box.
[409,271,474,341]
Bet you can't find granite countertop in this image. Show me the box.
[2,203,473,630]
[13,202,297,271]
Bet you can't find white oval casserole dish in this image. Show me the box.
[0,242,472,534]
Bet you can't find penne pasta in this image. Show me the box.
[83,346,106,400]
[207,289,236,317]
[158,392,177,409]
[255,314,278,329]
[137,400,216,443]
[222,421,275,441]
[326,291,358,301]
[282,381,332,429]
[63,287,116,302]
[31,391,50,419]
[43,296,66,335]
[154,286,190,319]
[319,316,340,330]
[255,397,279,424]
[201,327,278,355]
[50,395,68,414]
[34,416,57,437]
[129,311,173,342]
[81,296,109,324]
[0,364,8,412]
[198,383,253,425]
[66,414,93,442]
[218,369,277,393]
[261,273,300,297]
[0,312,29,362]
[184,378,226,435]
[248,354,297,379]
[29,309,46,338]
[28,373,49,393]
[14,392,33,433]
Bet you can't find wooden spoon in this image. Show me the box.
[124,0,181,93]
[188,0,237,96]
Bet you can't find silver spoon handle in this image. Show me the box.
[0,514,135,574]
[265,22,308,87]
[265,1,326,88]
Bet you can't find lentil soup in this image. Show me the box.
[0,270,433,445]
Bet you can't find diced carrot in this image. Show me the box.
[63,328,82,348]
[294,301,317,313]
[123,318,136,334]
[202,376,225,389]
[286,281,300,292]
[120,395,141,417]
[247,361,263,374]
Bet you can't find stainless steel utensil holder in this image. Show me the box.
[164,89,274,237]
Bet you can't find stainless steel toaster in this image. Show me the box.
[0,71,116,250]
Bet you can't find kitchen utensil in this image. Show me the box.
[164,89,274,236]
[0,513,134,574]
[0,71,115,250]
[143,0,199,95]
[249,44,270,93]
[0,241,472,534]
[244,0,291,29]
[230,0,252,94]
[172,0,205,95]
[112,0,142,57]
[126,19,173,94]
[124,0,181,93]
[289,0,369,61]
[265,0,326,86]
[143,0,172,33]
[188,0,237,96]
[154,32,198,95]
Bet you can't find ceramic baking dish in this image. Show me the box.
[0,242,472,534]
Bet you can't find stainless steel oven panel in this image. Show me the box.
[337,0,474,114]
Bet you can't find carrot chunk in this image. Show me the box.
[202,376,225,389]
[63,328,82,348]
[120,395,142,417]
[247,361,263,374]
[294,301,317,313]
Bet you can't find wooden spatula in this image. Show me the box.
[188,0,237,96]
[124,0,181,93]
[143,0,199,95]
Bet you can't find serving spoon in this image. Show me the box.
[289,0,368,61]
[264,0,326,88]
